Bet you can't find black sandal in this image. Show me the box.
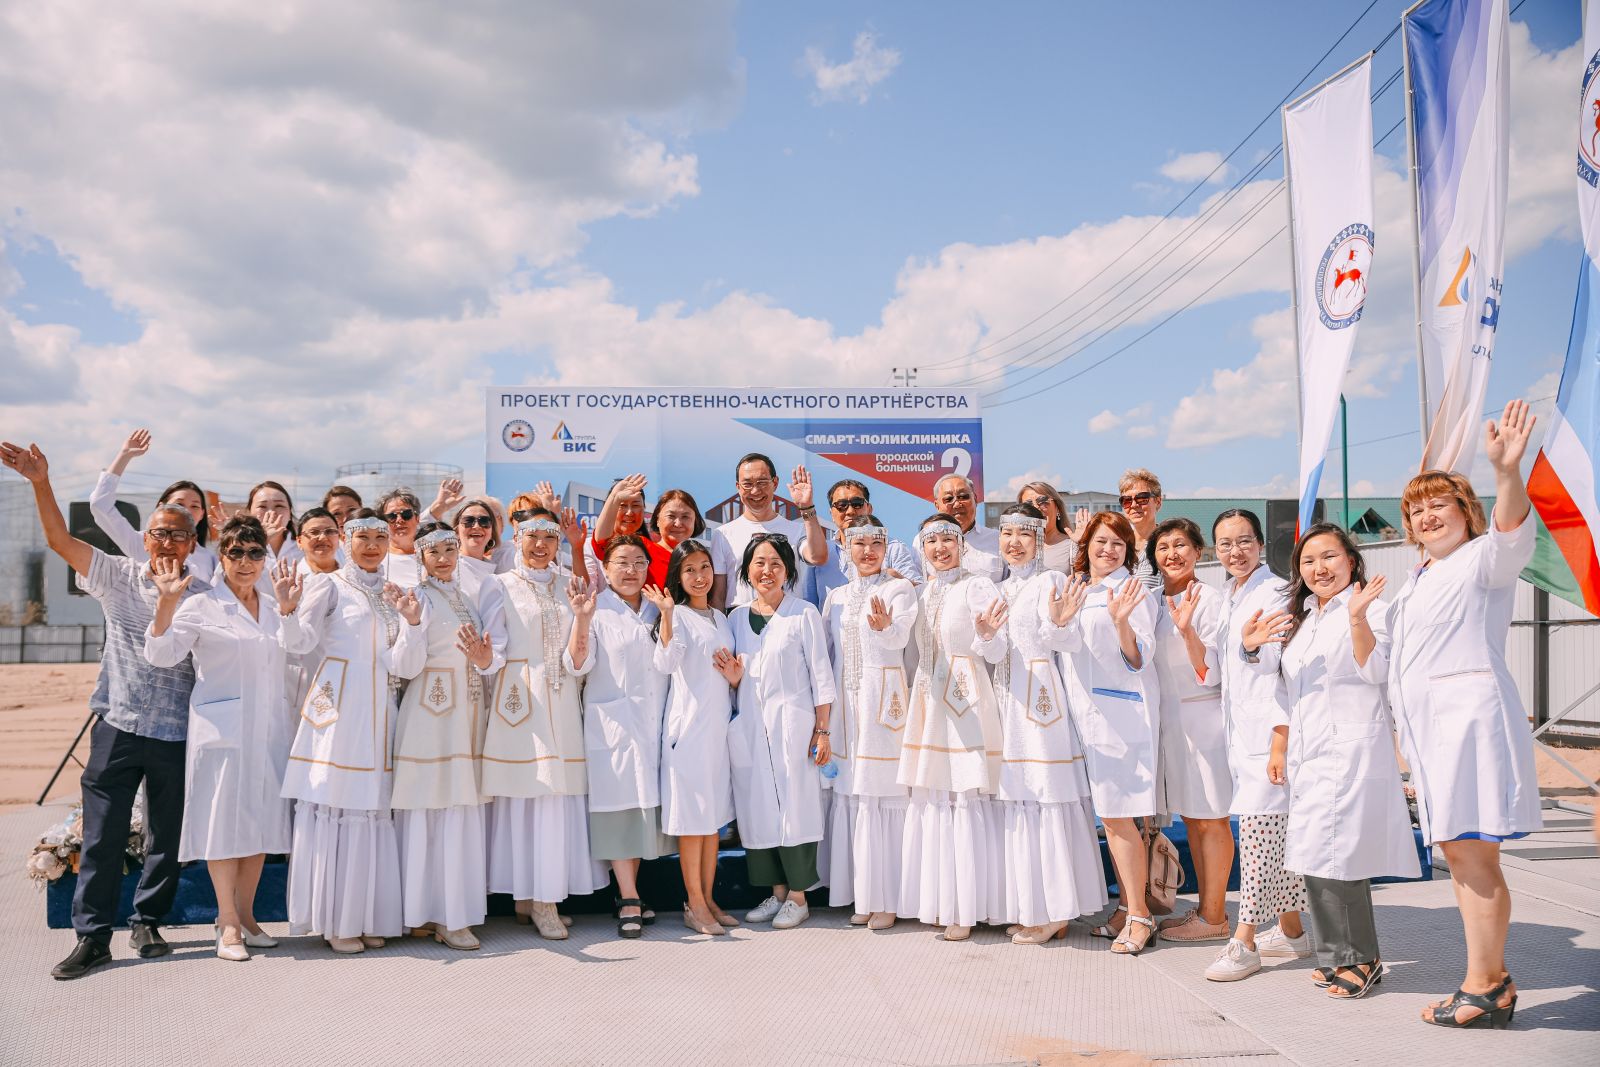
[614,897,657,926]
[1423,974,1516,1029]
[1327,960,1382,1000]
[616,898,644,939]
[1311,967,1334,988]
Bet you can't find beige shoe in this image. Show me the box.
[849,913,870,926]
[1159,911,1231,942]
[1011,921,1069,945]
[514,899,533,926]
[867,912,896,931]
[215,927,249,962]
[434,927,481,951]
[359,935,386,949]
[328,936,365,954]
[942,924,972,942]
[683,906,727,936]
[710,907,740,928]
[529,901,568,940]
[560,914,574,927]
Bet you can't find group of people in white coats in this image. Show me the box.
[3,400,1546,1029]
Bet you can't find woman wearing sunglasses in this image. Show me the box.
[144,517,307,962]
[1118,469,1167,591]
[1015,481,1088,575]
[453,498,505,599]
[377,488,426,589]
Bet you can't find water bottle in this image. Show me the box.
[810,744,839,780]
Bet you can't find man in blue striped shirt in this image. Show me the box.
[1,441,208,980]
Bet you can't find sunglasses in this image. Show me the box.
[1119,492,1157,509]
[223,547,267,561]
[458,514,495,528]
[751,532,790,544]
[937,491,973,504]
[1023,496,1054,511]
[830,496,868,510]
[383,508,417,523]
[509,508,536,523]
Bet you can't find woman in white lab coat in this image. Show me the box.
[991,505,1107,945]
[654,538,743,935]
[1061,512,1160,955]
[278,510,426,954]
[479,513,607,941]
[1249,523,1418,1001]
[1204,508,1307,983]
[144,517,304,962]
[821,517,918,931]
[728,533,837,933]
[568,534,671,939]
[1390,401,1539,1029]
[91,428,218,577]
[1147,518,1234,945]
[390,523,504,950]
[896,514,1008,942]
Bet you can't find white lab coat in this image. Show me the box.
[822,575,919,797]
[1259,588,1419,880]
[1386,514,1542,844]
[279,569,427,812]
[143,583,302,861]
[1152,581,1232,820]
[656,606,737,835]
[961,526,1005,583]
[568,590,666,814]
[89,469,220,580]
[380,551,422,589]
[1219,565,1293,816]
[728,596,838,849]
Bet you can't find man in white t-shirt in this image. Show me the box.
[710,453,829,608]
[933,473,1002,581]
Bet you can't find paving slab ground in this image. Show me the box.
[2,800,1595,1067]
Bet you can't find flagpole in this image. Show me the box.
[1341,393,1351,529]
[1281,104,1305,470]
[1401,0,1432,454]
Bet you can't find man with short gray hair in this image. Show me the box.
[932,473,1002,581]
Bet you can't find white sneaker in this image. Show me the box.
[771,899,810,930]
[745,895,784,923]
[1256,925,1311,959]
[1203,938,1261,982]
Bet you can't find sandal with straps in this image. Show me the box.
[1089,907,1127,941]
[1311,967,1334,988]
[1110,914,1157,956]
[1327,960,1383,1000]
[1423,974,1517,1029]
[616,898,644,940]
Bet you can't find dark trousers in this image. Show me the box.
[72,717,186,943]
[1304,874,1380,968]
[745,843,820,892]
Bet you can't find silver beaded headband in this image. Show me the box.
[917,520,963,546]
[999,514,1045,534]
[516,518,562,537]
[344,516,389,537]
[843,525,887,543]
[416,528,459,552]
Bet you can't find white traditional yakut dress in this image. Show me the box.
[1059,566,1160,819]
[993,562,1107,926]
[896,567,1008,927]
[1152,581,1232,820]
[390,575,505,931]
[1386,514,1541,844]
[1219,565,1292,817]
[279,565,426,939]
[478,564,608,903]
[655,605,737,837]
[727,596,838,851]
[1260,589,1419,880]
[143,583,302,861]
[820,573,918,912]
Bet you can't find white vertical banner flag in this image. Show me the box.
[1284,55,1374,533]
[1405,0,1511,473]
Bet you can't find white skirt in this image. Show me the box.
[486,795,608,902]
[899,789,1005,927]
[819,790,856,908]
[1000,798,1108,926]
[396,805,488,931]
[853,793,908,915]
[287,802,403,939]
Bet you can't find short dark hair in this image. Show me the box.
[322,485,362,509]
[1146,517,1205,574]
[739,533,797,589]
[734,453,778,481]
[297,506,336,530]
[1212,508,1265,543]
[602,533,651,566]
[651,489,706,541]
[218,515,268,553]
[828,478,870,504]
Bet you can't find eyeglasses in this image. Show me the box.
[223,547,268,561]
[937,491,973,505]
[608,559,649,571]
[509,508,536,523]
[383,509,417,523]
[147,529,194,544]
[1215,536,1259,553]
[738,478,775,492]
[458,514,494,528]
[830,496,868,511]
[1119,492,1157,509]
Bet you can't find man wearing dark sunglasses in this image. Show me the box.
[931,474,1002,581]
[798,479,922,607]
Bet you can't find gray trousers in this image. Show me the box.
[1303,875,1380,967]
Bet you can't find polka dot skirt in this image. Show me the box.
[1237,813,1307,924]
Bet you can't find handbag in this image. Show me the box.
[1142,820,1185,915]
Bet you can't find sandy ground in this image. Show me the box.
[0,663,1596,815]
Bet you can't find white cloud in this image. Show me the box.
[1003,467,1065,498]
[1159,151,1230,184]
[1087,409,1122,433]
[1126,424,1158,440]
[804,31,901,105]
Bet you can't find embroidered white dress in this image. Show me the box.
[655,606,737,836]
[279,566,426,939]
[993,563,1107,926]
[478,565,608,903]
[896,568,1008,927]
[820,574,917,912]
[1152,581,1232,820]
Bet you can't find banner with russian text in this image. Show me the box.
[1284,56,1374,534]
[1404,0,1509,473]
[485,388,984,538]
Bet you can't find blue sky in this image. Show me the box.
[0,0,1584,504]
